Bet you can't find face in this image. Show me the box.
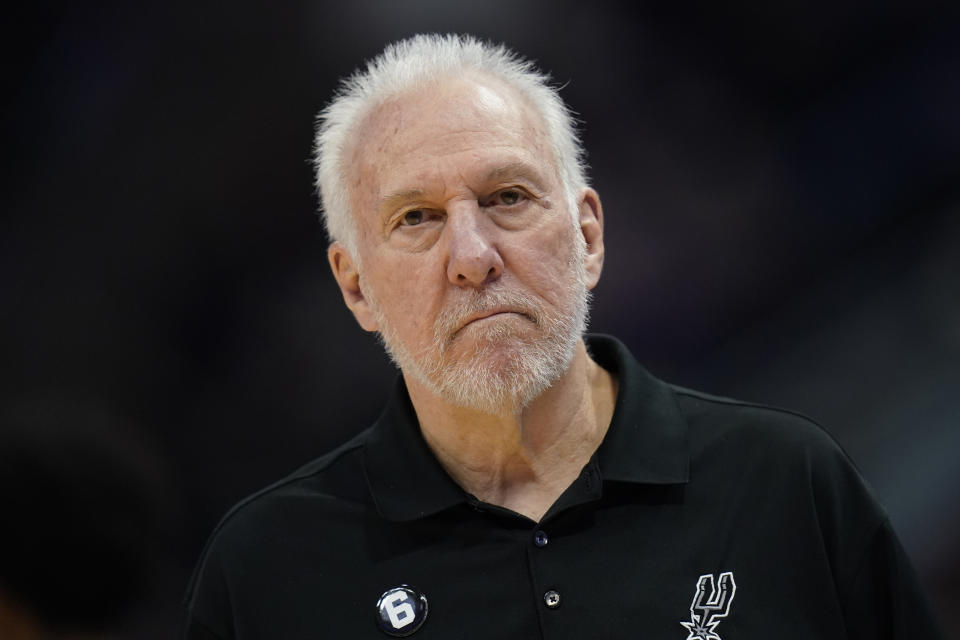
[331,74,603,413]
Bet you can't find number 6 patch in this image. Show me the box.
[375,585,429,636]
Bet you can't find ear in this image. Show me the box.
[328,242,379,332]
[577,187,605,289]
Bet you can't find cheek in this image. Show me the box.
[366,258,443,329]
[506,224,579,301]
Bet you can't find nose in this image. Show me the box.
[444,203,503,287]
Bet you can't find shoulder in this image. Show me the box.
[662,384,943,637]
[671,384,888,537]
[184,429,376,607]
[211,428,373,542]
[671,384,850,462]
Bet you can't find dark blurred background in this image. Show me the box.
[2,1,958,637]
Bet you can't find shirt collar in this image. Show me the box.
[587,334,690,485]
[362,381,467,522]
[362,334,690,522]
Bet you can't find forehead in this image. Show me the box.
[346,73,556,204]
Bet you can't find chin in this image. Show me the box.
[377,294,586,414]
[431,337,574,414]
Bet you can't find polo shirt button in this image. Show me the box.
[533,530,548,547]
[543,590,561,609]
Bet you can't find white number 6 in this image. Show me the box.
[384,592,415,629]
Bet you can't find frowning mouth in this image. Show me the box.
[452,308,535,337]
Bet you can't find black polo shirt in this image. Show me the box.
[184,335,943,639]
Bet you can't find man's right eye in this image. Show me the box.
[401,210,424,226]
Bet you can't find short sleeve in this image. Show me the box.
[841,518,945,639]
[182,538,233,640]
[183,615,229,640]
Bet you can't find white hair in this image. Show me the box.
[313,33,589,253]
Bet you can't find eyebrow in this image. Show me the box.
[481,161,549,191]
[379,161,550,212]
[380,188,426,213]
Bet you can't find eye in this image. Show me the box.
[401,210,424,226]
[485,188,527,207]
[499,189,523,205]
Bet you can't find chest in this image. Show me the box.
[225,493,850,639]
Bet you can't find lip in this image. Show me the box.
[456,308,530,333]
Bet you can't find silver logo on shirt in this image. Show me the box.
[680,572,736,640]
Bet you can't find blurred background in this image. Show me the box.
[2,0,958,637]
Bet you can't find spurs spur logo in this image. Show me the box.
[680,572,736,640]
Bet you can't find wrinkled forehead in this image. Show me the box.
[344,72,558,203]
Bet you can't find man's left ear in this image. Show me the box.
[577,187,605,289]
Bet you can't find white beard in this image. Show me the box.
[364,231,590,415]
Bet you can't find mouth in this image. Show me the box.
[453,308,534,336]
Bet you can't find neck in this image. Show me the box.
[404,340,618,522]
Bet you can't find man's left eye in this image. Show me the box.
[490,189,524,206]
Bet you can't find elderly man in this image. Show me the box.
[184,35,942,639]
